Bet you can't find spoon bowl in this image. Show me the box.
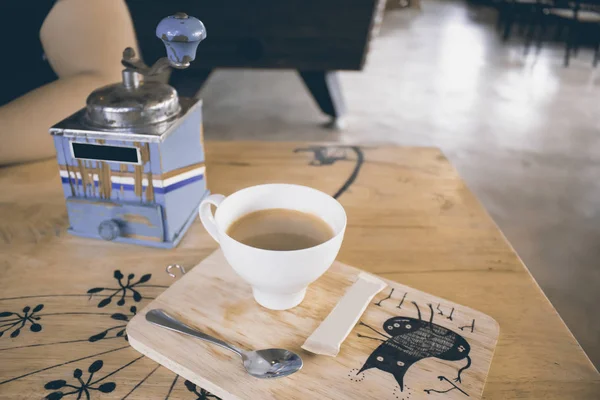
[146,309,303,379]
[242,349,303,378]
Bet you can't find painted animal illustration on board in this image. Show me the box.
[357,302,472,392]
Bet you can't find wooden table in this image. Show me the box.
[0,142,598,399]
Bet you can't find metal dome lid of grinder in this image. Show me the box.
[82,13,207,131]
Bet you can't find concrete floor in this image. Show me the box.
[199,0,600,368]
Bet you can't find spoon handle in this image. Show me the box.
[146,309,243,357]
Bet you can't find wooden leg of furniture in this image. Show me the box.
[573,23,580,58]
[169,68,214,99]
[496,4,505,32]
[564,21,572,67]
[518,15,527,35]
[555,20,565,40]
[535,14,547,54]
[502,8,514,41]
[594,35,600,67]
[298,70,347,129]
[523,12,537,55]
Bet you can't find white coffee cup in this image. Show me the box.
[198,184,347,310]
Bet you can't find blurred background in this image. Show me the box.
[142,0,600,368]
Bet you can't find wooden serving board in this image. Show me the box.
[127,250,499,400]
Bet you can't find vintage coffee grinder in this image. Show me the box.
[50,13,208,248]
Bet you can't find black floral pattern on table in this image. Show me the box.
[89,306,137,342]
[0,304,43,338]
[44,360,116,400]
[0,272,221,400]
[87,271,152,308]
[184,380,222,400]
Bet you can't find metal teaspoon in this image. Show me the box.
[145,309,303,379]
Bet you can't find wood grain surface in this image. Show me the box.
[0,142,598,400]
[128,250,499,400]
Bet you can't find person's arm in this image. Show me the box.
[0,0,138,166]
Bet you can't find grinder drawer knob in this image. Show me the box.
[98,220,121,241]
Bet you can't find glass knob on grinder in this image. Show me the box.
[156,13,207,69]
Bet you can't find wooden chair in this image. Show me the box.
[497,0,546,42]
[537,0,600,65]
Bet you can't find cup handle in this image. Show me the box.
[199,194,226,243]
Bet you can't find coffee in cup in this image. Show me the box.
[226,208,335,251]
